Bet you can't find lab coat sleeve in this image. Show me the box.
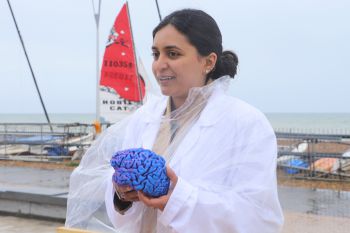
[158,113,284,233]
[104,108,147,231]
[105,178,143,231]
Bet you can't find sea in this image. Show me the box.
[0,113,350,134]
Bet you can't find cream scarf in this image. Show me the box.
[140,81,213,233]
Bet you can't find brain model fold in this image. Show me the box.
[111,148,170,197]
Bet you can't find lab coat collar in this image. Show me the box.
[140,77,229,127]
[196,89,226,127]
[140,96,168,124]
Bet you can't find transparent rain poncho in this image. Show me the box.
[65,76,282,232]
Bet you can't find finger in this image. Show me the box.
[113,181,118,192]
[124,190,139,200]
[113,181,126,192]
[113,184,135,200]
[122,195,139,202]
[138,191,152,206]
[138,191,168,210]
[128,196,140,202]
[166,166,178,184]
[117,185,134,193]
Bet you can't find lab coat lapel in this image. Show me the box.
[141,121,161,150]
[169,121,202,167]
[140,97,167,150]
[169,90,225,167]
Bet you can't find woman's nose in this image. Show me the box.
[153,55,169,72]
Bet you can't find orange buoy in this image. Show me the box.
[93,120,102,134]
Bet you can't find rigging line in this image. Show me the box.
[155,0,162,21]
[90,0,96,14]
[126,1,143,104]
[6,0,53,132]
[98,0,102,14]
[91,0,102,21]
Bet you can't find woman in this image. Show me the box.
[66,9,283,233]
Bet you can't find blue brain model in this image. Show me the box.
[110,148,170,197]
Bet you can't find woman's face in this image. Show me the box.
[152,25,209,103]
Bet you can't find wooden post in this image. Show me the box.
[56,227,99,233]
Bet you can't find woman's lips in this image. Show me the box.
[158,76,175,81]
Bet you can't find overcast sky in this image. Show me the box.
[1,0,349,114]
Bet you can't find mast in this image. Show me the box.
[126,1,143,104]
[6,0,53,131]
[91,0,102,121]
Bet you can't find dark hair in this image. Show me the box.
[153,9,238,80]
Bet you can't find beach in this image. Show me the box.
[282,211,349,233]
[0,215,62,233]
[1,211,349,233]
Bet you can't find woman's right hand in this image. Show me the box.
[113,181,139,202]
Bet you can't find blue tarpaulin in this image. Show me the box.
[284,159,309,174]
[44,146,69,156]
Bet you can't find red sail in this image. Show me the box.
[100,3,145,102]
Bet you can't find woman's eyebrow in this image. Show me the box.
[164,45,183,51]
[151,45,183,51]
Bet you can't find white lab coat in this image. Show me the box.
[105,84,284,233]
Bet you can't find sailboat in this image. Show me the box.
[59,2,157,232]
[99,2,147,123]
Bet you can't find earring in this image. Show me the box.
[206,69,211,74]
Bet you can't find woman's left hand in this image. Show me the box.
[138,165,178,211]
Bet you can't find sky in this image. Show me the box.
[0,0,349,114]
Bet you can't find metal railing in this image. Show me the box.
[0,123,100,159]
[276,130,350,183]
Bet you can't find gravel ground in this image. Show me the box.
[282,211,349,233]
[0,215,62,233]
[1,213,349,233]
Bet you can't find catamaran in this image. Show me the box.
[58,2,158,232]
[99,2,146,123]
[1,0,155,161]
